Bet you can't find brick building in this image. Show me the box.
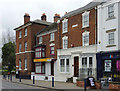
[31,14,60,81]
[55,2,101,82]
[14,13,52,79]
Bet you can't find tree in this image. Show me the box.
[2,42,16,72]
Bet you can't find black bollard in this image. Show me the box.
[52,77,54,87]
[8,75,9,80]
[84,78,87,91]
[19,75,21,82]
[33,76,35,84]
[10,75,12,82]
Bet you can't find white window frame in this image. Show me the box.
[50,32,54,41]
[108,4,114,18]
[19,44,22,52]
[25,42,27,51]
[39,36,42,44]
[82,56,93,68]
[62,36,68,49]
[19,60,22,70]
[62,18,68,33]
[24,58,27,70]
[82,11,90,28]
[82,31,89,46]
[24,28,27,37]
[60,58,70,73]
[19,31,22,38]
[108,32,114,45]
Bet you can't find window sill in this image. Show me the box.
[62,31,68,34]
[50,40,54,42]
[106,45,116,48]
[24,69,27,70]
[24,35,27,37]
[82,25,89,29]
[106,16,116,21]
[82,44,89,46]
[19,37,22,39]
[39,42,42,44]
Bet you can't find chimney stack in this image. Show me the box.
[54,13,60,23]
[24,13,30,24]
[41,13,46,21]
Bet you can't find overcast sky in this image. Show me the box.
[0,0,93,62]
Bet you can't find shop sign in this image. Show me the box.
[105,60,111,72]
[87,77,95,87]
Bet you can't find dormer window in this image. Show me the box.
[62,18,68,33]
[82,11,90,28]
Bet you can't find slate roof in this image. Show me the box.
[61,1,103,19]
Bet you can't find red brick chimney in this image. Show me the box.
[54,13,60,23]
[24,13,30,24]
[41,13,46,21]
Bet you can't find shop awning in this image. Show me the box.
[34,58,52,62]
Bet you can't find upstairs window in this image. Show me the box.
[50,46,54,55]
[39,36,42,44]
[82,11,90,28]
[24,28,27,37]
[108,32,114,45]
[19,31,22,38]
[62,18,68,33]
[25,42,27,51]
[62,36,68,49]
[82,31,89,46]
[19,44,22,52]
[50,33,54,41]
[35,47,45,58]
[108,4,114,18]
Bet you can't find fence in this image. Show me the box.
[79,68,96,80]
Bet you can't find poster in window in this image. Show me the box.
[105,60,111,72]
[116,60,120,71]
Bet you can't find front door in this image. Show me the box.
[51,61,54,75]
[74,57,79,77]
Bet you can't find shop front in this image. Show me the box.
[96,51,120,81]
[31,58,56,81]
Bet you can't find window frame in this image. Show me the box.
[19,60,22,70]
[19,44,22,52]
[62,18,68,33]
[50,46,55,55]
[39,36,42,44]
[35,62,45,74]
[35,47,45,58]
[24,42,27,51]
[82,31,89,46]
[108,4,114,18]
[24,28,27,37]
[108,32,114,45]
[24,58,27,70]
[19,31,22,38]
[82,11,90,28]
[50,32,55,41]
[62,36,68,49]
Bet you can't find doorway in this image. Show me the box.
[74,56,79,77]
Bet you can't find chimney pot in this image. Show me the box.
[41,13,46,21]
[54,13,60,23]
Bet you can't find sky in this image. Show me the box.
[0,0,93,62]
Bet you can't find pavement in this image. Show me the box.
[3,75,84,90]
[2,75,112,91]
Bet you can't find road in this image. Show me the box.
[2,80,56,91]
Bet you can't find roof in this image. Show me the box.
[61,1,102,19]
[37,23,57,35]
[14,19,52,30]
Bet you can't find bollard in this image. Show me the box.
[33,76,35,84]
[10,75,12,82]
[84,78,87,91]
[52,77,54,87]
[19,75,21,82]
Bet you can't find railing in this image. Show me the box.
[79,68,96,80]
